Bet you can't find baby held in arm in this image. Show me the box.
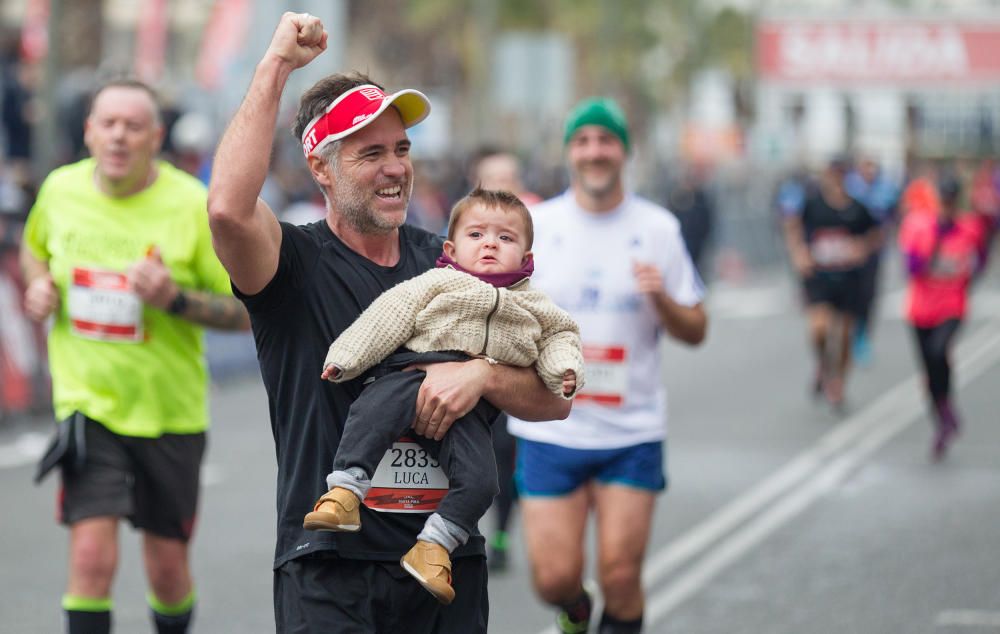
[304,187,584,604]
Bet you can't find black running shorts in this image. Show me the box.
[274,552,488,633]
[60,417,205,542]
[803,270,862,315]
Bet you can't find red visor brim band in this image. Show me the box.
[301,84,431,158]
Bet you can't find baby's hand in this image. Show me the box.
[321,364,342,382]
[562,370,577,396]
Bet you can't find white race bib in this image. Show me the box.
[67,267,143,343]
[365,436,449,513]
[575,344,628,407]
[810,230,855,268]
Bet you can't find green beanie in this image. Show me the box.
[563,97,630,151]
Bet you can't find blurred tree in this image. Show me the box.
[34,0,104,177]
[58,0,103,68]
[347,0,753,152]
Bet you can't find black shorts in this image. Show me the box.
[274,552,488,634]
[803,271,862,315]
[59,417,206,542]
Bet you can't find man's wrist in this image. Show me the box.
[167,289,188,315]
[257,53,296,84]
[474,357,496,397]
[652,289,676,314]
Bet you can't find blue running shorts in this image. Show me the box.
[515,439,667,497]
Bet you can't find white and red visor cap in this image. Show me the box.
[300,84,431,158]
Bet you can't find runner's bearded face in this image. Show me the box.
[329,108,413,234]
[84,86,163,189]
[567,125,625,200]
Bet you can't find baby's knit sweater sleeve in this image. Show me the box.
[323,269,445,381]
[532,295,586,399]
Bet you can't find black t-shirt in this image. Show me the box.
[236,220,487,567]
[800,192,876,272]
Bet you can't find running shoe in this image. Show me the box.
[931,399,961,462]
[488,531,509,572]
[852,330,873,368]
[556,611,590,634]
[556,589,592,634]
[811,366,825,400]
[303,487,361,532]
[825,375,846,414]
[931,422,958,462]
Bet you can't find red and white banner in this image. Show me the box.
[20,0,49,63]
[134,0,168,83]
[195,0,251,89]
[757,19,1000,84]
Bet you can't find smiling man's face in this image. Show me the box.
[328,107,414,234]
[567,125,626,200]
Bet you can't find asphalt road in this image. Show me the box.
[3,261,999,633]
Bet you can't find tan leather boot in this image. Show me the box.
[400,540,455,605]
[303,487,361,532]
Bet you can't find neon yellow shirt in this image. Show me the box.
[24,159,232,437]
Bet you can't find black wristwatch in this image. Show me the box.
[167,290,188,315]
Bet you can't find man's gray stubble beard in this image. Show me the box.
[332,169,412,236]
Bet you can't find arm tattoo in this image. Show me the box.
[177,289,251,331]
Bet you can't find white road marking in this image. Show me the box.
[709,276,1000,322]
[708,286,789,320]
[535,321,1000,634]
[0,431,48,469]
[937,610,1000,627]
[643,323,1000,625]
[201,463,226,486]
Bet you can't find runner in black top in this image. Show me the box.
[237,219,503,565]
[207,13,569,633]
[844,156,899,365]
[783,158,880,411]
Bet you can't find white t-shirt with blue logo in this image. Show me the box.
[508,192,704,449]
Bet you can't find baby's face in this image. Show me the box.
[446,204,530,275]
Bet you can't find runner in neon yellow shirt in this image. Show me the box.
[21,78,249,634]
[25,156,232,437]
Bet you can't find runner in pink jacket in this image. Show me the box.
[899,173,997,460]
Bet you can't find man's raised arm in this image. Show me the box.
[207,12,327,295]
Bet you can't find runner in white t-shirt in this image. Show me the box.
[509,98,707,634]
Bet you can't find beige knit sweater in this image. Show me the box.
[323,267,585,399]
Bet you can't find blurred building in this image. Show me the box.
[753,9,1000,177]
